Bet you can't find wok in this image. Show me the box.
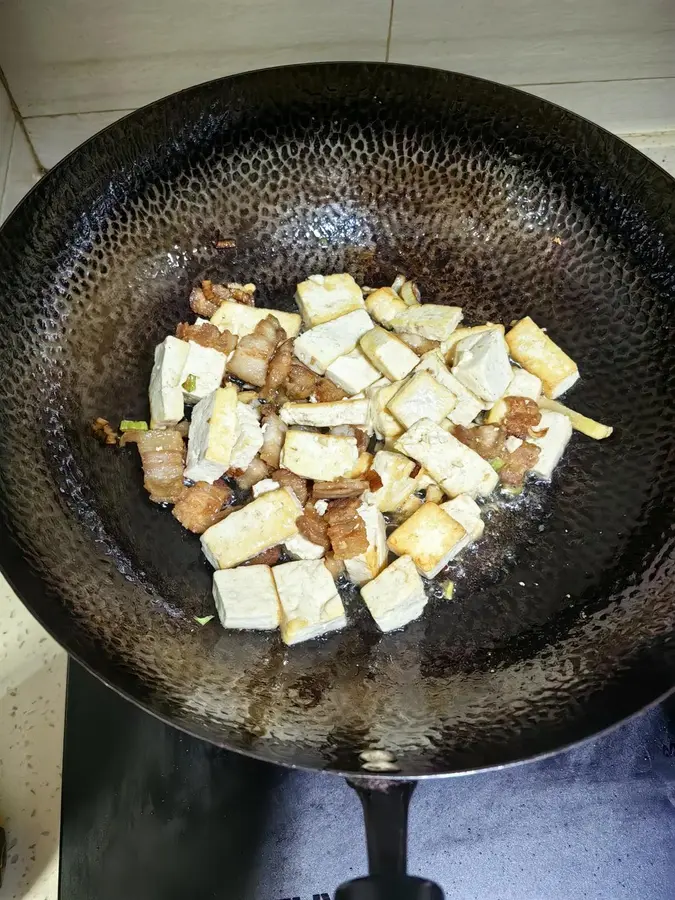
[1,63,674,898]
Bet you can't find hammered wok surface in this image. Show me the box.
[0,63,674,776]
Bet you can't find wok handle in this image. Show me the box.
[335,779,445,900]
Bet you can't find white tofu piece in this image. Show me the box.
[365,287,408,327]
[505,316,579,398]
[452,329,512,402]
[184,385,238,483]
[210,301,301,339]
[325,348,382,395]
[505,435,523,453]
[441,324,504,361]
[366,450,418,512]
[530,410,573,479]
[273,560,347,645]
[295,273,365,327]
[360,326,419,381]
[506,365,542,400]
[293,309,374,375]
[279,398,369,428]
[212,566,280,631]
[360,555,427,632]
[201,487,300,569]
[415,350,486,424]
[366,378,405,443]
[388,502,468,578]
[229,401,264,470]
[344,502,388,586]
[179,341,227,404]
[387,371,456,429]
[252,478,281,498]
[285,532,326,561]
[394,418,499,498]
[148,336,189,427]
[281,430,358,480]
[390,304,463,342]
[440,494,485,543]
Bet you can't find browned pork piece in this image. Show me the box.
[227,315,286,387]
[285,360,318,400]
[312,479,370,500]
[314,378,349,402]
[325,497,368,559]
[92,417,118,445]
[135,429,185,504]
[172,481,234,533]
[175,321,237,355]
[211,281,256,305]
[261,338,293,401]
[241,545,282,566]
[259,410,287,468]
[296,504,330,550]
[272,468,309,506]
[235,458,270,490]
[501,396,542,439]
[454,424,507,461]
[499,442,541,487]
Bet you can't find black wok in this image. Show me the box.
[1,63,674,898]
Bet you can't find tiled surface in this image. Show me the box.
[0,0,392,116]
[0,79,15,202]
[24,109,133,170]
[388,0,675,86]
[0,100,674,900]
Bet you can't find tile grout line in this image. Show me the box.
[385,0,395,62]
[0,65,47,175]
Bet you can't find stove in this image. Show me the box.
[59,662,675,900]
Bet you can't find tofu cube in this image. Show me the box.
[440,494,485,543]
[390,304,463,342]
[360,326,419,381]
[293,309,374,375]
[452,329,512,402]
[387,502,468,578]
[366,450,418,512]
[184,384,238,483]
[229,401,264,471]
[442,324,504,362]
[349,451,374,478]
[360,555,427,631]
[415,350,486,424]
[365,287,408,327]
[530,410,573,479]
[149,336,189,427]
[285,531,326,560]
[505,316,579,398]
[201,487,300,569]
[325,348,382,395]
[506,365,542,400]
[281,430,358,480]
[279,398,369,428]
[344,502,388,586]
[367,378,405,443]
[295,273,365,327]
[210,301,301,339]
[212,566,280,630]
[394,418,499,498]
[252,478,281,497]
[396,493,425,521]
[179,341,227,404]
[387,371,456,429]
[273,560,347,645]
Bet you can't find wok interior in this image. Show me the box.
[0,64,674,775]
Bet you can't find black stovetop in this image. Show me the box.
[59,662,675,900]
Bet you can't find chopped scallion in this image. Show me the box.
[182,374,197,392]
[119,419,148,432]
[194,615,214,626]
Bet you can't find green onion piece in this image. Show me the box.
[490,458,504,472]
[442,581,454,600]
[194,615,214,626]
[182,374,197,392]
[503,485,523,496]
[120,419,148,432]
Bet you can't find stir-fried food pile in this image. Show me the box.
[95,273,612,644]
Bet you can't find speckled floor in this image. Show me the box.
[0,113,674,899]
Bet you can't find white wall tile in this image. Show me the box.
[521,77,675,135]
[0,0,391,117]
[0,125,42,223]
[24,110,134,170]
[389,0,675,86]
[623,130,675,175]
[0,79,16,206]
